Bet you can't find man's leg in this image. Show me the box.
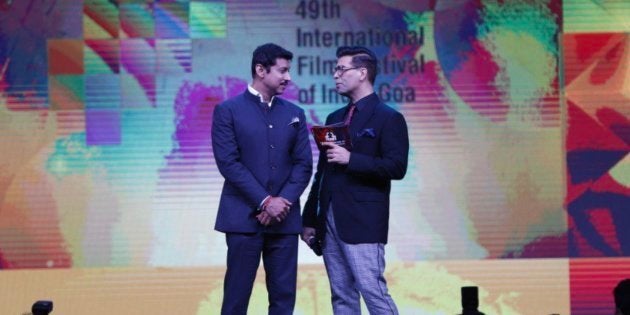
[222,232,264,315]
[323,207,361,314]
[342,242,398,315]
[262,233,299,315]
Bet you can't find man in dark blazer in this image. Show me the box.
[302,46,409,314]
[212,43,312,315]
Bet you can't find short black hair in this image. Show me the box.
[615,279,630,315]
[336,46,378,84]
[251,43,293,78]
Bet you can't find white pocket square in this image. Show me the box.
[289,117,300,125]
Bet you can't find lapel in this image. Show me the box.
[330,107,346,125]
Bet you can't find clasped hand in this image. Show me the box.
[256,196,292,226]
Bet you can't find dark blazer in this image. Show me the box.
[212,89,313,234]
[303,93,409,244]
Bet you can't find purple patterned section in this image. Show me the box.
[86,110,121,145]
[172,81,221,154]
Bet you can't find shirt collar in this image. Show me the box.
[248,85,275,106]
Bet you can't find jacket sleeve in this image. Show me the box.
[302,148,325,228]
[211,103,268,207]
[278,109,313,204]
[346,110,409,180]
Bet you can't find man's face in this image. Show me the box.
[334,55,362,97]
[261,58,291,96]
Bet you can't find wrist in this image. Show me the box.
[259,195,271,210]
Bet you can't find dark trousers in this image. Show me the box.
[221,232,298,315]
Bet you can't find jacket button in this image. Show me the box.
[269,124,273,128]
[270,144,275,149]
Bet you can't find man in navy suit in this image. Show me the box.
[302,46,409,314]
[212,43,313,315]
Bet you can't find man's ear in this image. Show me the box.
[359,68,368,82]
[255,64,266,78]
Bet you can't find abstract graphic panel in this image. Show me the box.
[190,1,227,38]
[120,2,155,38]
[84,39,121,74]
[83,0,120,39]
[49,75,85,110]
[155,2,190,38]
[564,33,630,258]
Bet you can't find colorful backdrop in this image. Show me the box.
[0,0,628,314]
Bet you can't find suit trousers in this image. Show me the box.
[221,232,298,315]
[323,206,399,315]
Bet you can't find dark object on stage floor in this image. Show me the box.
[460,286,485,315]
[615,278,630,315]
[307,236,322,256]
[32,300,53,315]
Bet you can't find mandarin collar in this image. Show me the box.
[247,85,275,105]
